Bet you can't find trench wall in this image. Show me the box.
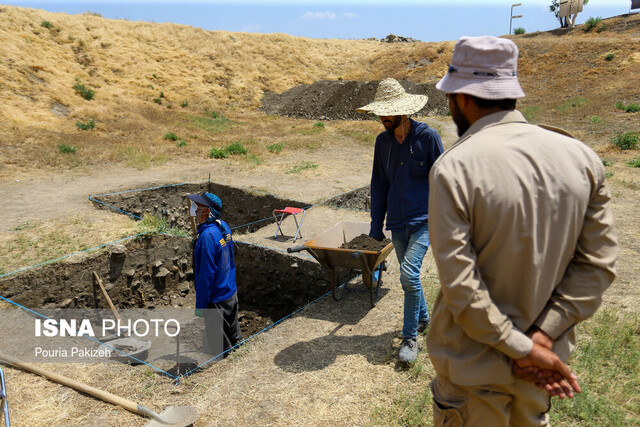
[91,182,309,233]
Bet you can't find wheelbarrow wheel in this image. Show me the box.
[369,264,383,308]
[332,268,353,301]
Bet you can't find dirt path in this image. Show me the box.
[0,117,458,233]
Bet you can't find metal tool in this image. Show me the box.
[0,352,197,426]
[0,367,9,427]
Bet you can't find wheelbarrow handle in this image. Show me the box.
[287,246,308,254]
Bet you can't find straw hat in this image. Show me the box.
[436,36,525,99]
[356,78,428,116]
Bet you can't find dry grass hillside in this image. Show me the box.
[1,6,639,180]
[0,6,639,427]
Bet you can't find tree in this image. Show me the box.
[549,0,589,28]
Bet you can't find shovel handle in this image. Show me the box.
[93,271,123,324]
[287,246,307,253]
[0,351,169,423]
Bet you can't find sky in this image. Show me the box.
[4,0,637,42]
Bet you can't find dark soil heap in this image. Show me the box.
[260,79,448,120]
[340,233,391,252]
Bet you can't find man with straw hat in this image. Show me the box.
[427,36,617,425]
[357,78,444,363]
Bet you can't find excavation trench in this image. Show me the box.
[0,235,342,373]
[91,181,309,234]
[1,183,369,373]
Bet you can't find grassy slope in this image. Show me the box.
[2,6,637,179]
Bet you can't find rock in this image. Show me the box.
[179,283,190,296]
[125,269,136,278]
[109,244,126,256]
[152,260,163,268]
[60,298,73,308]
[155,267,171,278]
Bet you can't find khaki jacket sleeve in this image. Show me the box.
[534,172,618,339]
[429,165,533,360]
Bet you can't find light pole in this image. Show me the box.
[510,3,523,35]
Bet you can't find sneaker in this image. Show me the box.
[417,319,430,334]
[398,338,418,363]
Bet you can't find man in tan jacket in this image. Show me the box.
[427,36,618,426]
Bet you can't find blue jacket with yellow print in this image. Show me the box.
[193,219,237,308]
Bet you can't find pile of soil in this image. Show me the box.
[260,79,448,120]
[340,233,391,252]
[323,185,370,211]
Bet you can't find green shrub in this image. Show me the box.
[57,144,77,154]
[601,158,614,167]
[286,161,318,174]
[154,98,162,104]
[177,139,187,148]
[73,78,94,101]
[584,16,602,30]
[41,20,53,29]
[208,147,228,159]
[557,97,588,113]
[226,141,247,155]
[605,53,615,61]
[522,105,541,122]
[163,132,178,141]
[209,110,221,119]
[513,27,526,35]
[188,113,232,133]
[314,121,325,128]
[75,119,95,130]
[616,101,640,112]
[248,154,264,165]
[611,132,639,150]
[626,157,640,168]
[266,141,285,153]
[597,22,609,33]
[180,101,188,108]
[589,115,602,124]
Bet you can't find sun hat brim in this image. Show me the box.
[356,93,428,116]
[436,73,525,99]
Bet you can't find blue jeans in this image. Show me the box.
[391,224,430,339]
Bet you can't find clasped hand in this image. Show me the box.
[510,328,581,399]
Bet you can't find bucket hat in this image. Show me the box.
[436,36,525,99]
[356,78,428,116]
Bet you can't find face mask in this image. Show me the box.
[190,202,198,217]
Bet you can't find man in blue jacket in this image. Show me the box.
[188,192,241,358]
[357,78,444,363]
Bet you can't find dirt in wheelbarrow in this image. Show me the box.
[340,234,391,252]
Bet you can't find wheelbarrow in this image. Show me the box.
[288,222,394,307]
